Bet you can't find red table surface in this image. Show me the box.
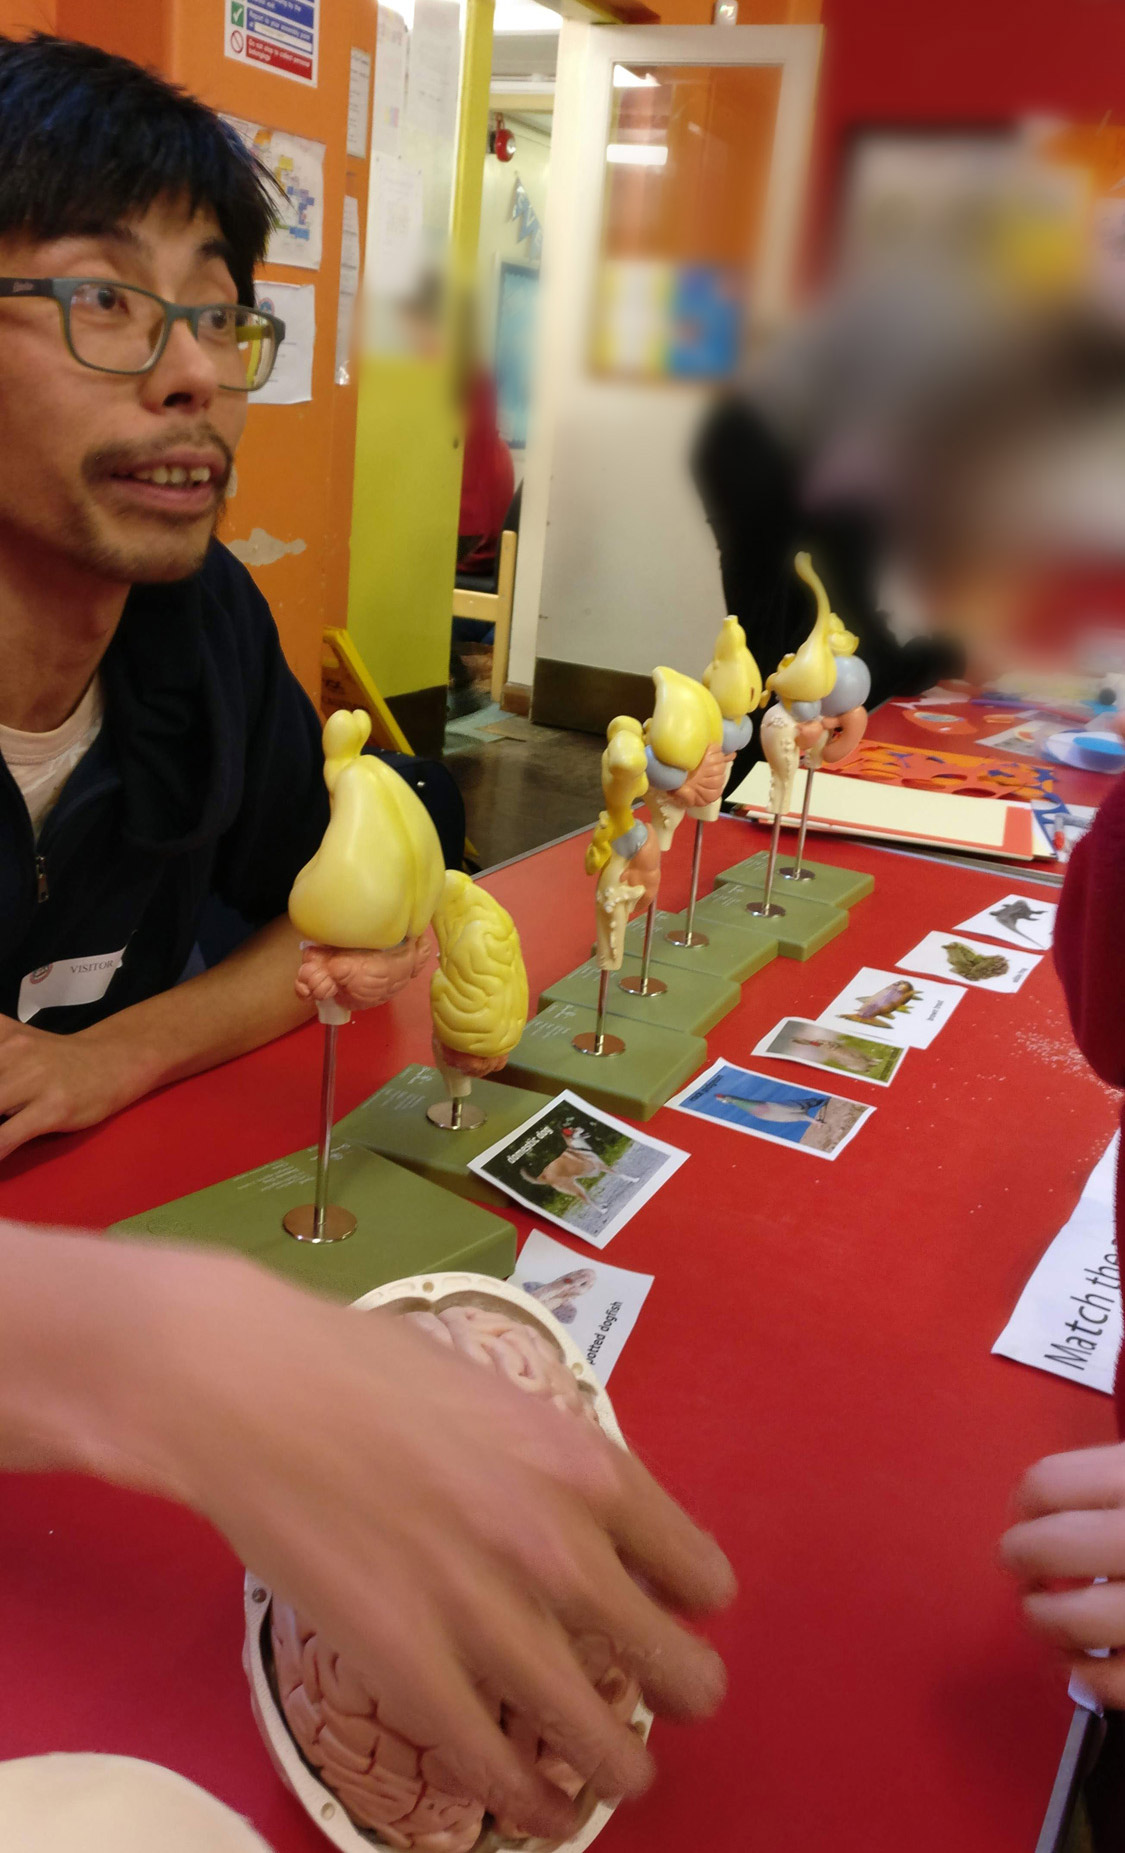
[0,818,1119,1853]
[867,695,1113,812]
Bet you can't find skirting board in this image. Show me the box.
[532,659,651,736]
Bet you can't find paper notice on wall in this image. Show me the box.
[512,1230,654,1381]
[404,0,462,142]
[253,281,315,404]
[367,153,424,299]
[223,116,325,270]
[372,6,408,157]
[335,196,361,384]
[993,1134,1121,1394]
[346,47,372,158]
[224,0,318,86]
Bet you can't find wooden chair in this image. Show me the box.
[451,527,517,707]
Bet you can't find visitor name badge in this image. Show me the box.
[18,948,126,1023]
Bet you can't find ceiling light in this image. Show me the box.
[606,143,668,167]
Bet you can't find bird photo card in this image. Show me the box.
[897,930,1041,994]
[667,1060,874,1161]
[752,1017,907,1087]
[468,1090,687,1249]
[816,966,964,1050]
[954,892,1057,953]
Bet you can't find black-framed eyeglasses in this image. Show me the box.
[0,277,286,391]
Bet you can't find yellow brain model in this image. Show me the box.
[430,871,529,1059]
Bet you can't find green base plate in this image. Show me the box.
[107,1141,516,1298]
[623,907,779,984]
[540,952,740,1037]
[693,878,848,962]
[716,850,874,910]
[505,1000,706,1120]
[337,1064,554,1208]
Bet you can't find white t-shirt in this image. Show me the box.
[0,676,104,837]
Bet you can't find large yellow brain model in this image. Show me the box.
[429,871,528,1063]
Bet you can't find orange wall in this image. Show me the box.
[1,0,374,699]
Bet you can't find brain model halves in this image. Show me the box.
[429,870,529,1106]
[270,1304,641,1852]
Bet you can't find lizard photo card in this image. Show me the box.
[897,931,1041,994]
[816,966,964,1050]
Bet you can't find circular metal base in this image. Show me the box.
[780,866,814,883]
[572,1031,626,1057]
[664,929,709,949]
[746,902,786,918]
[282,1204,358,1244]
[618,974,668,997]
[425,1100,487,1131]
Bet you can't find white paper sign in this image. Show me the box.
[19,948,125,1022]
[372,6,408,157]
[368,153,424,298]
[405,0,462,141]
[993,1136,1120,1394]
[955,893,1057,953]
[513,1231,653,1382]
[334,195,361,384]
[224,0,318,87]
[817,967,964,1050]
[253,281,315,404]
[898,930,1041,994]
[346,47,372,158]
[223,116,325,270]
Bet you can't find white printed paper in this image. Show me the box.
[405,0,462,141]
[334,195,361,384]
[372,6,408,157]
[898,930,1041,994]
[19,948,125,1022]
[954,892,1057,953]
[993,1136,1120,1395]
[223,117,325,270]
[817,966,964,1050]
[367,153,424,298]
[253,281,315,405]
[346,47,372,158]
[667,1059,874,1161]
[513,1230,653,1382]
[752,1017,907,1088]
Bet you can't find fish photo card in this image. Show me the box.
[512,1229,654,1381]
[468,1090,687,1249]
[752,1017,907,1087]
[816,966,964,1049]
[954,892,1057,953]
[667,1060,874,1161]
[897,931,1041,994]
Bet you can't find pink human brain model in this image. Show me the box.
[270,1303,641,1852]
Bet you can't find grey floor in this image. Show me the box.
[444,705,604,869]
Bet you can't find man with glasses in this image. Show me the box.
[0,34,463,1159]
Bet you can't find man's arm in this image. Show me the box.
[0,915,313,1160]
[0,1224,733,1836]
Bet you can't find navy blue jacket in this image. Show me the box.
[0,542,463,1031]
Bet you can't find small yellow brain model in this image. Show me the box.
[430,871,528,1103]
[585,716,659,972]
[643,666,731,849]
[289,710,446,951]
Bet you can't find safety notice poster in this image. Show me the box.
[225,0,319,87]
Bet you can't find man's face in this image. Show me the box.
[0,197,248,586]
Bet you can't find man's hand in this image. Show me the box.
[1001,1442,1125,1707]
[0,1015,142,1160]
[295,935,432,1013]
[1,1232,735,1840]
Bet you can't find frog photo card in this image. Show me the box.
[896,931,1041,994]
[816,966,964,1049]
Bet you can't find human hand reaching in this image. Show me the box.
[295,935,432,1012]
[1001,1441,1125,1707]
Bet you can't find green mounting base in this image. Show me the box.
[623,907,779,984]
[107,1140,516,1298]
[505,1000,706,1121]
[540,952,739,1038]
[715,850,874,911]
[693,878,848,962]
[336,1064,554,1208]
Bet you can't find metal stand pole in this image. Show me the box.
[450,1096,463,1131]
[573,966,626,1056]
[781,767,815,882]
[619,899,668,997]
[665,819,711,949]
[283,1018,358,1242]
[747,812,785,918]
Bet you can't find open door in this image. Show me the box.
[510,22,822,728]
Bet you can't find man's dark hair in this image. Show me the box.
[0,34,278,304]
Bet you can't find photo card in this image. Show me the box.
[816,966,964,1050]
[752,1017,906,1087]
[667,1059,874,1161]
[897,930,1040,994]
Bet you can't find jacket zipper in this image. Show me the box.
[35,855,48,903]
